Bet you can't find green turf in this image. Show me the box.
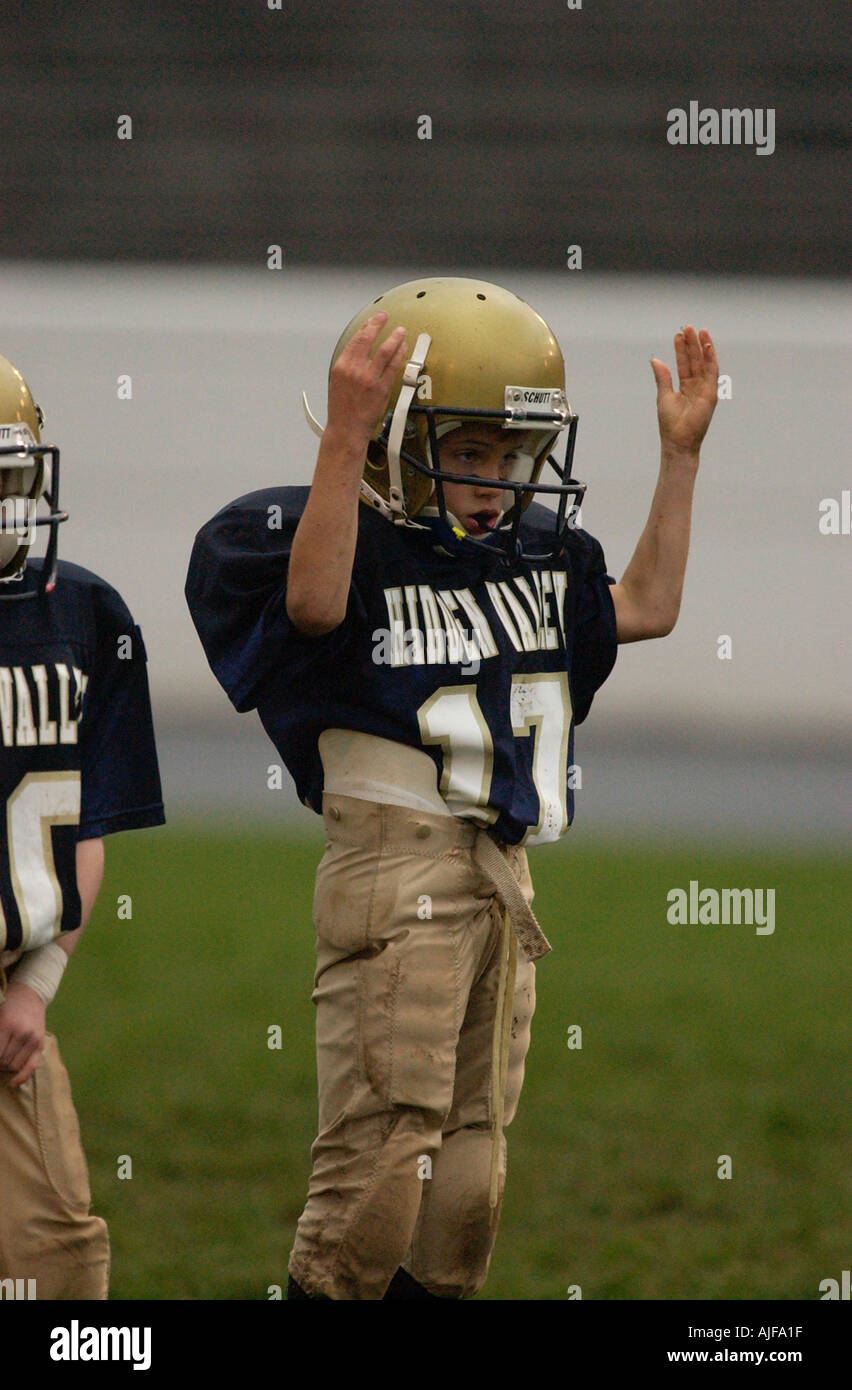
[50,825,850,1300]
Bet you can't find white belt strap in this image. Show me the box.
[488,903,518,1209]
[472,831,552,962]
[472,828,551,1211]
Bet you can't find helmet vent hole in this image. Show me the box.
[373,296,383,303]
[416,291,426,298]
[476,293,486,300]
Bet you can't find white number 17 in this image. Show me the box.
[418,672,572,845]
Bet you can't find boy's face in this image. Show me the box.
[431,422,535,536]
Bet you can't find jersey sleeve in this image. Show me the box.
[77,587,165,840]
[569,530,618,725]
[185,488,367,713]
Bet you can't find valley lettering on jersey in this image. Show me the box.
[376,571,569,668]
[0,663,88,747]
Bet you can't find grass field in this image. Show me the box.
[50,824,850,1301]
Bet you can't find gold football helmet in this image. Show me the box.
[302,277,586,561]
[0,355,66,597]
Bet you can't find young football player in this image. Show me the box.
[0,355,164,1299]
[185,278,718,1300]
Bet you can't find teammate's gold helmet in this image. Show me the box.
[303,277,586,562]
[0,355,66,597]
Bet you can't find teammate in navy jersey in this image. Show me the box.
[0,355,164,1299]
[186,278,718,1300]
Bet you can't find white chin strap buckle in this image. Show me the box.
[301,392,325,439]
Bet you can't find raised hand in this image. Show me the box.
[650,326,718,458]
[326,312,408,445]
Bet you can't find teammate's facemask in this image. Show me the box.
[0,354,67,600]
[302,277,587,564]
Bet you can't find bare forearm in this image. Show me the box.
[619,446,699,637]
[286,428,366,635]
[57,838,105,960]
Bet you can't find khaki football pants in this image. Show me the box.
[0,964,109,1300]
[289,794,537,1300]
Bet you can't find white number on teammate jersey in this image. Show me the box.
[0,772,81,949]
[418,673,572,845]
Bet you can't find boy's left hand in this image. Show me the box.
[0,982,46,1088]
[650,325,718,458]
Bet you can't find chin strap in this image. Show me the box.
[301,392,325,439]
[418,510,506,559]
[384,331,431,520]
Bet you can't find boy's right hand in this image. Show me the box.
[0,981,46,1089]
[326,313,408,447]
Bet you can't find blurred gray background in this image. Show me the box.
[0,1,848,843]
[1,0,846,273]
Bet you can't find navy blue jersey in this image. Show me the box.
[186,488,616,845]
[0,559,164,952]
